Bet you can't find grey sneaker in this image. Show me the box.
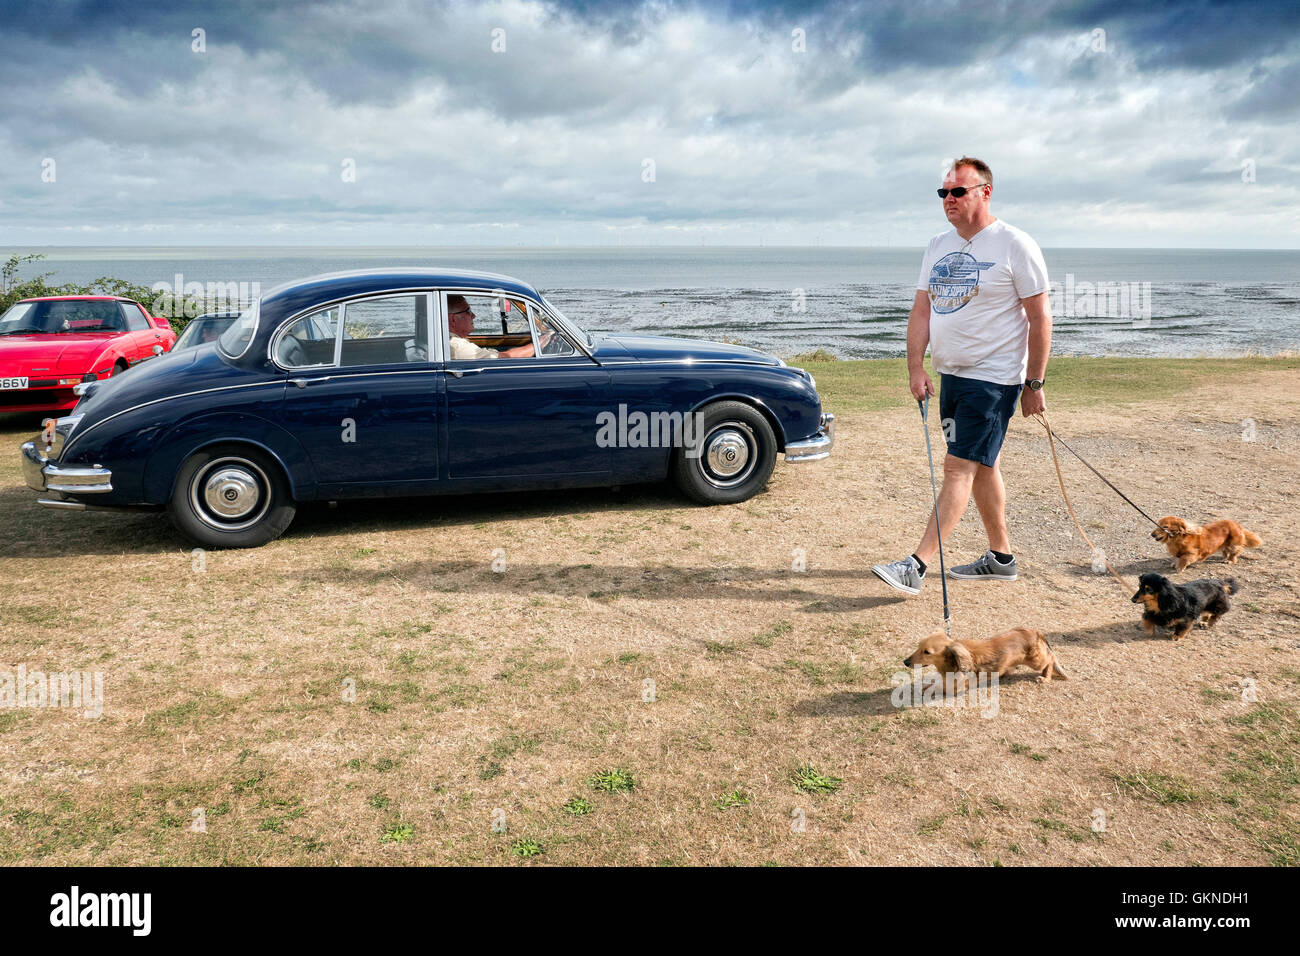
[871,555,925,595]
[948,550,1018,581]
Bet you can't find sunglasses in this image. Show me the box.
[937,183,988,198]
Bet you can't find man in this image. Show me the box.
[872,157,1052,595]
[447,294,550,359]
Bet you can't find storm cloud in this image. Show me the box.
[0,0,1295,247]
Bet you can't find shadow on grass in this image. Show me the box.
[792,687,900,717]
[1058,556,1171,579]
[300,556,909,610]
[0,482,693,557]
[1052,618,1173,646]
[793,668,1055,718]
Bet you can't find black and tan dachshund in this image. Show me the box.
[1131,573,1238,641]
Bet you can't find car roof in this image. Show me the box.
[19,295,134,303]
[259,268,541,311]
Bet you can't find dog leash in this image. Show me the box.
[1033,412,1134,594]
[919,395,953,634]
[1032,414,1162,529]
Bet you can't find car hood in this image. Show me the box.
[0,334,120,373]
[595,334,782,366]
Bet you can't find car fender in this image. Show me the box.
[684,391,789,448]
[144,412,318,503]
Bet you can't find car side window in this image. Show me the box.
[446,293,527,361]
[277,306,340,368]
[119,302,150,332]
[341,294,428,366]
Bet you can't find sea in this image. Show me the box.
[5,246,1298,359]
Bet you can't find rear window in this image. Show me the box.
[217,301,260,359]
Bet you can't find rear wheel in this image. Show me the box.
[167,444,296,548]
[672,400,777,505]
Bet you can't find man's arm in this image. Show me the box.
[450,335,500,361]
[906,289,934,401]
[1020,291,1052,416]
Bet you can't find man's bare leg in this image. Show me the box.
[914,454,979,564]
[971,455,1011,554]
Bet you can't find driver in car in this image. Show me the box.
[447,295,554,359]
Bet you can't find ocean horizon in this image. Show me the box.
[5,245,1298,360]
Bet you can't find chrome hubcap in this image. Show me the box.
[700,423,756,488]
[191,457,271,530]
[204,467,261,519]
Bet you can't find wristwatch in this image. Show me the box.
[1026,378,1044,390]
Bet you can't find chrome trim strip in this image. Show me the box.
[60,380,288,458]
[333,301,345,367]
[36,498,134,513]
[446,362,600,372]
[634,358,786,367]
[293,369,443,381]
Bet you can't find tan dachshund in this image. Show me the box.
[1151,516,1262,572]
[903,627,1067,686]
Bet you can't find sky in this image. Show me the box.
[1,0,1297,248]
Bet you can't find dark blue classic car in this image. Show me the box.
[21,269,833,547]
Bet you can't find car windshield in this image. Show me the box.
[176,314,238,349]
[217,302,259,358]
[0,300,126,334]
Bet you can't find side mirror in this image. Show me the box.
[152,315,172,330]
[152,344,164,356]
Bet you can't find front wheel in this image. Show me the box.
[167,445,297,548]
[672,400,777,505]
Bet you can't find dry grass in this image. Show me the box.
[0,357,1297,865]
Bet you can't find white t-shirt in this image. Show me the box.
[449,335,500,360]
[916,219,1049,386]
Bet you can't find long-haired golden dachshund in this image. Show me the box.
[1151,516,1262,572]
[903,627,1067,686]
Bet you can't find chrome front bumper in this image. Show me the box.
[21,440,114,494]
[784,412,834,463]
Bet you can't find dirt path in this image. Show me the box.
[0,367,1296,865]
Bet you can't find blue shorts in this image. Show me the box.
[938,373,1023,467]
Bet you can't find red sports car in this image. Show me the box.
[0,295,176,415]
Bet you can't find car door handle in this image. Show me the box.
[447,368,486,378]
[289,376,333,388]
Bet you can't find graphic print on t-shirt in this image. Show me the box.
[928,251,996,314]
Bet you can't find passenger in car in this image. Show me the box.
[447,295,551,359]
